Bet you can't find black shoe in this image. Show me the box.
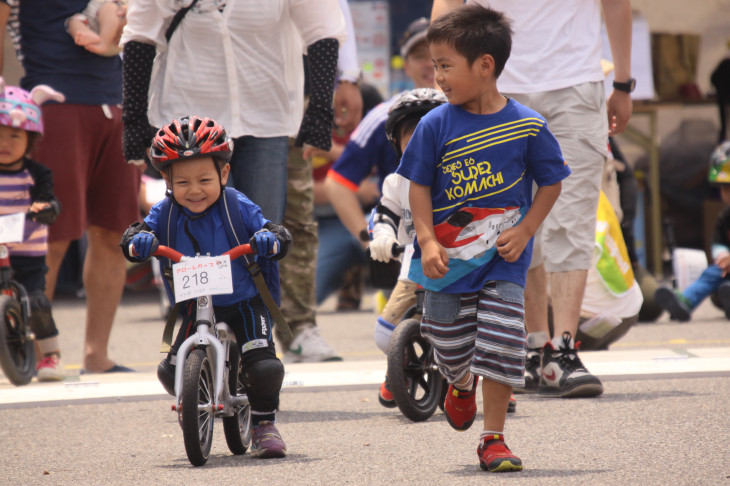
[514,347,541,394]
[538,332,603,398]
[655,287,691,322]
[157,358,175,396]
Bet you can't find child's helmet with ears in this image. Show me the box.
[708,140,730,185]
[0,77,65,135]
[150,115,234,172]
[385,88,447,159]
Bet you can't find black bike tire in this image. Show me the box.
[223,342,251,455]
[181,349,214,466]
[0,294,34,385]
[387,318,444,422]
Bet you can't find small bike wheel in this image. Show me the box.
[0,295,35,386]
[387,318,444,422]
[181,349,215,467]
[223,342,251,455]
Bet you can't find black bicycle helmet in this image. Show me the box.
[150,115,233,172]
[385,88,447,159]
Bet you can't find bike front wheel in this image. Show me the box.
[0,294,35,385]
[181,348,215,466]
[387,318,444,422]
[223,342,251,455]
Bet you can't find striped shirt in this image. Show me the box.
[0,167,48,256]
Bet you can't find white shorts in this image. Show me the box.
[507,82,608,273]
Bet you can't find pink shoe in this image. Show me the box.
[36,355,65,382]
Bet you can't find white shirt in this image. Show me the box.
[476,0,605,93]
[121,0,346,138]
[376,173,415,245]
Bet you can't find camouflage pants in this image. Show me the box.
[276,141,318,348]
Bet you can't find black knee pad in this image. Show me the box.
[29,292,57,340]
[241,345,284,412]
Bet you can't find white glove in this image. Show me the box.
[369,234,399,262]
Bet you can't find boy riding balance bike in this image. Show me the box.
[122,116,293,465]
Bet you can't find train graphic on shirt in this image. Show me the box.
[435,206,522,260]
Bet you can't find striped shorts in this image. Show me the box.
[420,281,526,388]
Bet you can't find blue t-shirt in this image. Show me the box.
[144,192,269,306]
[396,99,570,293]
[328,94,402,191]
[12,0,122,104]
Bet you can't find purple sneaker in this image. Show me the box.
[251,421,287,458]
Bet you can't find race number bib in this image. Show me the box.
[172,255,233,302]
[0,213,25,244]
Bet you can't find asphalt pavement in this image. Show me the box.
[1,286,729,485]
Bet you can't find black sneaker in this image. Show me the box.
[655,287,691,322]
[513,347,541,394]
[157,358,175,396]
[538,332,603,398]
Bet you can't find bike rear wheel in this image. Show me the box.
[223,342,251,455]
[181,348,214,466]
[0,294,35,385]
[387,318,444,422]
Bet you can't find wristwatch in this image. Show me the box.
[612,78,636,93]
[359,229,370,243]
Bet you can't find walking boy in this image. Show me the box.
[121,116,292,458]
[396,5,569,471]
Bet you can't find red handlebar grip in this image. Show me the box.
[153,245,184,263]
[224,244,254,260]
[148,244,251,262]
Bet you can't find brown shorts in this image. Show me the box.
[37,104,140,242]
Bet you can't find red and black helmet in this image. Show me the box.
[149,115,234,172]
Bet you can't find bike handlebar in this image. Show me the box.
[391,244,405,257]
[131,244,254,263]
[365,243,405,261]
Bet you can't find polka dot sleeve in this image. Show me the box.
[294,38,339,151]
[122,41,157,162]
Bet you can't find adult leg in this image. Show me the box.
[44,240,71,301]
[550,269,589,337]
[315,216,366,305]
[82,104,140,372]
[277,143,339,362]
[228,135,289,224]
[524,263,549,335]
[519,224,550,393]
[81,225,127,372]
[525,84,607,397]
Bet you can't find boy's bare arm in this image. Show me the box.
[410,181,449,279]
[496,182,562,263]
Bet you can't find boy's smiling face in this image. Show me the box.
[163,156,229,214]
[430,41,487,109]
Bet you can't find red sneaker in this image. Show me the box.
[478,434,523,472]
[444,375,479,431]
[378,378,396,408]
